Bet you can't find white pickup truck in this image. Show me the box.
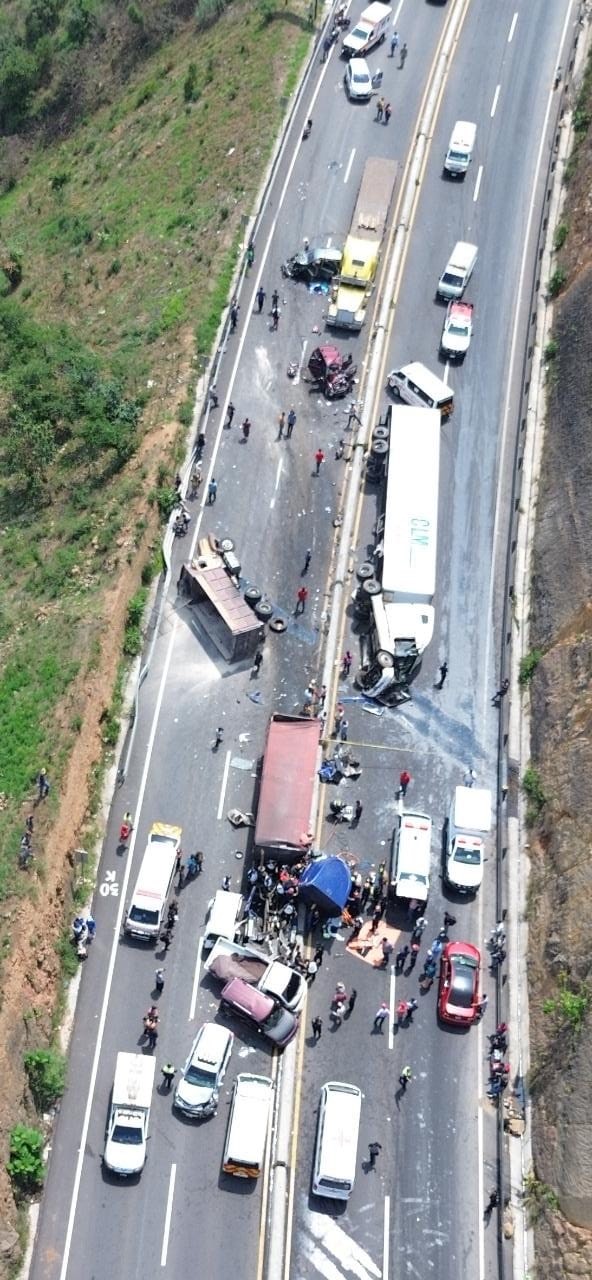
[103,1053,155,1177]
[440,301,474,360]
[342,1,391,58]
[204,938,307,1014]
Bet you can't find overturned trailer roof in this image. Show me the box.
[255,715,321,858]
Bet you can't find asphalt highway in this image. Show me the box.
[29,0,573,1278]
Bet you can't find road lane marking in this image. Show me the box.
[270,457,284,508]
[388,966,396,1050]
[216,747,231,820]
[344,147,356,184]
[189,937,203,1021]
[490,84,501,118]
[256,1052,280,1280]
[58,616,180,1280]
[383,1195,390,1280]
[160,1163,176,1267]
[508,11,518,41]
[473,164,483,202]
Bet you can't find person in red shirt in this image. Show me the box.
[295,585,308,615]
[314,448,325,475]
[399,769,411,796]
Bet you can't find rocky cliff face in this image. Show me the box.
[528,85,592,1271]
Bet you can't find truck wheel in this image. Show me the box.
[372,425,389,443]
[220,537,235,553]
[357,561,374,581]
[244,586,262,607]
[255,600,273,621]
[370,440,388,459]
[362,578,381,596]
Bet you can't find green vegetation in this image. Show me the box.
[543,972,590,1034]
[519,648,543,686]
[547,267,567,298]
[523,1171,560,1223]
[24,1049,67,1112]
[544,338,558,362]
[522,764,546,825]
[553,223,568,251]
[7,1125,45,1194]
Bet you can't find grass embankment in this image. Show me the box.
[0,1,309,912]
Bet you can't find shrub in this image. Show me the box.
[543,973,590,1034]
[65,0,96,47]
[25,0,62,46]
[519,649,542,686]
[127,2,144,24]
[0,43,40,130]
[7,1125,45,1193]
[184,62,199,102]
[523,1171,560,1223]
[522,765,546,825]
[553,223,568,251]
[547,268,566,298]
[544,338,557,362]
[24,1049,66,1112]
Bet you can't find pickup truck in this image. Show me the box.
[342,1,391,58]
[440,301,474,360]
[103,1053,155,1177]
[204,938,307,1013]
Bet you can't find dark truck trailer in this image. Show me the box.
[180,547,264,663]
[255,715,321,864]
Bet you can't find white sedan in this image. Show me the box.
[440,301,474,360]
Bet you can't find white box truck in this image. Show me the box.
[222,1073,274,1178]
[444,121,476,177]
[445,786,492,892]
[342,2,391,58]
[104,1053,155,1176]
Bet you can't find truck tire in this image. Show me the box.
[220,537,235,553]
[362,578,381,596]
[244,586,262,607]
[372,425,390,443]
[370,439,389,459]
[377,649,393,668]
[357,561,374,582]
[255,600,273,621]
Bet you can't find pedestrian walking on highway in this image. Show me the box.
[428,937,444,962]
[312,1016,323,1041]
[230,300,240,332]
[208,384,219,410]
[478,994,489,1018]
[161,1062,176,1091]
[399,769,411,797]
[341,650,353,676]
[381,937,394,967]
[252,648,264,675]
[330,1001,345,1029]
[213,726,224,750]
[270,305,280,330]
[435,660,448,689]
[302,548,312,574]
[367,1141,382,1168]
[395,945,409,974]
[375,96,385,122]
[306,959,318,984]
[295,585,308,615]
[256,285,266,313]
[221,874,232,891]
[271,289,280,310]
[370,905,382,934]
[314,448,325,475]
[160,927,173,952]
[390,29,399,55]
[207,478,218,504]
[339,718,349,742]
[492,677,510,706]
[247,241,255,267]
[350,916,363,942]
[373,1002,389,1032]
[399,41,408,67]
[398,1065,412,1091]
[384,102,392,125]
[241,417,251,441]
[443,910,456,931]
[464,766,477,787]
[278,410,286,438]
[314,945,325,967]
[147,1024,158,1051]
[484,1187,499,1220]
[406,997,418,1023]
[347,989,358,1015]
[287,407,297,438]
[155,968,165,994]
[352,799,363,826]
[225,403,235,429]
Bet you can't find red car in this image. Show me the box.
[438,941,481,1025]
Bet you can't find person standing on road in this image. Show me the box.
[399,769,411,797]
[390,28,399,55]
[399,41,408,68]
[435,660,448,689]
[353,799,363,825]
[376,96,385,122]
[492,678,510,706]
[302,548,312,574]
[367,1141,382,1168]
[314,448,325,475]
[312,1016,323,1041]
[287,407,297,438]
[252,648,264,675]
[147,1024,159,1050]
[271,289,280,310]
[330,1001,345,1029]
[225,403,235,429]
[241,417,251,442]
[347,989,358,1015]
[295,585,308,615]
[349,916,363,942]
[155,968,165,993]
[398,1065,412,1091]
[384,102,392,125]
[373,1002,389,1032]
[314,945,325,967]
[395,945,409,974]
[381,937,394,967]
[207,477,218,504]
[161,1062,175,1091]
[278,410,286,438]
[229,300,240,332]
[256,286,266,313]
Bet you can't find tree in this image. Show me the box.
[7,1125,45,1193]
[25,0,61,47]
[4,412,57,496]
[0,42,39,130]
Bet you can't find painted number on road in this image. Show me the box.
[99,870,119,898]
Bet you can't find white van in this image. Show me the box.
[446,785,492,892]
[222,1073,274,1178]
[387,361,454,418]
[312,1081,362,1200]
[342,2,391,58]
[444,121,476,177]
[104,1053,155,1176]
[392,810,432,903]
[124,822,180,941]
[203,890,244,951]
[437,242,478,300]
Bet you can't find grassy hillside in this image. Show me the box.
[0,0,309,901]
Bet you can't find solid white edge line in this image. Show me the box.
[508,12,518,42]
[383,1194,390,1280]
[490,84,501,118]
[388,967,396,1051]
[473,165,483,202]
[58,622,180,1280]
[274,458,283,491]
[160,1163,177,1267]
[189,937,204,1022]
[216,748,231,821]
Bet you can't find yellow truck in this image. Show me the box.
[327,157,397,331]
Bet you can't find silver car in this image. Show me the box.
[174,1022,233,1118]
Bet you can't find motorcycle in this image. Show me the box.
[302,118,313,140]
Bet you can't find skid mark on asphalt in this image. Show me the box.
[298,1212,382,1280]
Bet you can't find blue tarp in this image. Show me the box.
[299,857,352,916]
